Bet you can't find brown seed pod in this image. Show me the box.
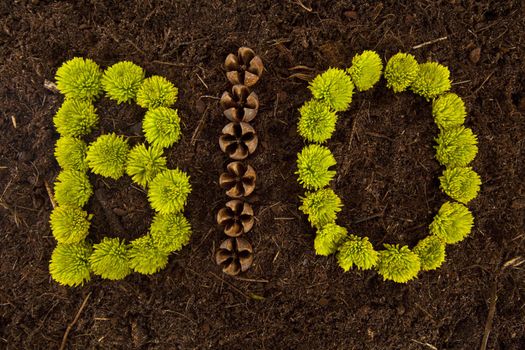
[220,85,259,123]
[224,47,264,87]
[219,161,256,198]
[217,200,254,237]
[215,237,254,275]
[219,122,258,160]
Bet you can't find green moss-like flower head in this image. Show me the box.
[435,126,478,167]
[54,137,88,172]
[129,235,169,275]
[55,57,102,100]
[297,99,338,143]
[89,237,131,280]
[432,93,466,129]
[54,170,93,207]
[126,144,167,187]
[384,53,419,93]
[309,68,354,112]
[102,61,145,104]
[53,99,98,137]
[411,62,451,100]
[143,107,182,149]
[136,75,178,109]
[314,223,347,256]
[430,201,474,244]
[150,212,192,253]
[413,236,446,271]
[337,234,379,271]
[377,244,421,283]
[296,144,336,190]
[49,205,91,244]
[49,241,92,287]
[439,167,481,204]
[86,133,130,179]
[299,188,342,229]
[148,169,191,214]
[347,50,383,91]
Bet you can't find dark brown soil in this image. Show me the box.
[1,1,524,349]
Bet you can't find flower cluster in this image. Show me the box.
[295,50,481,283]
[49,58,192,286]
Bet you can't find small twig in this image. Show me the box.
[412,36,448,49]
[472,70,495,96]
[353,213,384,224]
[191,106,209,146]
[273,93,280,119]
[365,131,393,142]
[44,79,59,93]
[44,180,56,209]
[480,277,498,350]
[150,60,194,68]
[199,95,220,100]
[196,73,208,90]
[59,292,91,350]
[292,0,312,12]
[233,277,269,283]
[208,272,250,300]
[126,39,146,56]
[410,339,438,350]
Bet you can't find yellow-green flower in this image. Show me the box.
[347,50,383,91]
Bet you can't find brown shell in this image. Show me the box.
[216,200,254,237]
[215,237,254,276]
[224,47,264,87]
[220,85,259,123]
[219,122,258,160]
[219,161,257,198]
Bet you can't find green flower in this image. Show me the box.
[337,234,379,271]
[54,170,93,207]
[53,99,98,137]
[411,62,451,100]
[55,57,102,100]
[296,144,336,190]
[49,205,91,244]
[89,237,131,280]
[49,242,92,287]
[435,126,478,167]
[150,212,192,253]
[299,188,342,229]
[347,50,383,91]
[54,137,88,172]
[439,167,481,204]
[142,107,182,149]
[297,99,338,143]
[432,93,466,129]
[413,236,446,271]
[377,244,421,283]
[314,223,347,256]
[86,133,130,179]
[430,201,474,244]
[148,169,191,214]
[136,75,178,109]
[126,144,167,187]
[102,61,145,104]
[309,68,354,111]
[384,53,419,93]
[129,235,169,275]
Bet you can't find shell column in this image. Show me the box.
[215,47,264,276]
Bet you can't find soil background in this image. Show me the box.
[1,0,524,349]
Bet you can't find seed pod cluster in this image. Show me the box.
[216,47,263,275]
